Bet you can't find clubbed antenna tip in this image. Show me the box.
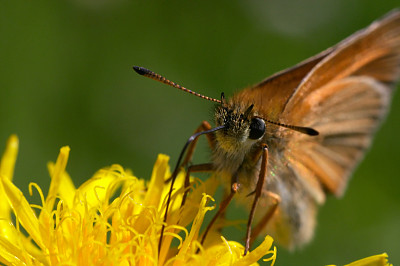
[133,66,149,76]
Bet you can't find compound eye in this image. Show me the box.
[249,118,266,140]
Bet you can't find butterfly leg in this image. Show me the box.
[160,121,217,254]
[244,144,269,255]
[165,120,214,185]
[181,163,214,207]
[200,180,239,247]
[216,189,230,233]
[181,121,214,166]
[179,121,216,207]
[249,191,280,247]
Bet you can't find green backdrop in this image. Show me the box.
[1,1,399,265]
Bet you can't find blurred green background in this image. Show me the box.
[1,0,399,265]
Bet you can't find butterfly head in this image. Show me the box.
[214,95,266,155]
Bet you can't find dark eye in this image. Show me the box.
[248,118,266,140]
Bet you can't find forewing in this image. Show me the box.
[283,10,400,197]
[232,47,334,121]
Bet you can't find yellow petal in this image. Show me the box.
[173,194,215,266]
[232,235,275,266]
[75,164,122,213]
[0,135,19,241]
[178,175,219,228]
[344,253,391,266]
[45,146,70,212]
[0,236,27,265]
[145,154,170,208]
[1,178,45,251]
[133,154,169,238]
[0,135,18,182]
[37,146,71,260]
[201,238,243,266]
[0,217,45,264]
[47,161,76,208]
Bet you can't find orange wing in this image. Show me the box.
[232,46,334,121]
[282,9,400,197]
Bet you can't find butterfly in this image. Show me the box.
[134,9,400,254]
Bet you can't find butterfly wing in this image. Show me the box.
[282,9,400,197]
[233,45,334,121]
[229,10,400,249]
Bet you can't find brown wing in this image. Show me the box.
[232,47,334,121]
[282,9,400,197]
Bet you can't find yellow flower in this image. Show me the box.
[327,253,392,266]
[0,135,276,265]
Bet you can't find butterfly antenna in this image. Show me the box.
[133,66,221,104]
[263,118,319,136]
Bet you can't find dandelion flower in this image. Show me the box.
[0,135,276,265]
